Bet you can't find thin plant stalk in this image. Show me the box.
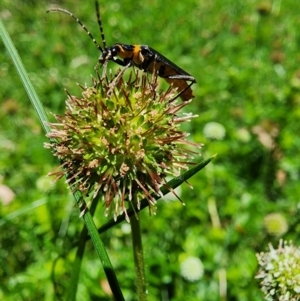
[130,214,147,301]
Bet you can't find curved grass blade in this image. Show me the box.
[0,20,50,134]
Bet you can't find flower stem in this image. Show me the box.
[130,214,147,301]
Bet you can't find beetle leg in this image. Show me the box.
[165,74,196,83]
[168,81,195,103]
[111,57,129,66]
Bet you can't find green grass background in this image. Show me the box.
[1,0,300,300]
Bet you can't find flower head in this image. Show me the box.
[256,240,300,301]
[180,256,204,282]
[203,122,226,140]
[263,213,288,237]
[45,70,199,220]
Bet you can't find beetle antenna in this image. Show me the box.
[47,7,103,53]
[95,1,107,50]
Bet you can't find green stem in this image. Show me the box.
[130,215,147,301]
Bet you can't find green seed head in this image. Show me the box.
[46,71,199,220]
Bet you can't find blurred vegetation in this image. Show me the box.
[1,0,300,300]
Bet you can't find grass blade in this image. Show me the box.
[0,20,50,134]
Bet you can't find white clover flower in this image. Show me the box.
[203,122,226,140]
[236,127,251,142]
[256,240,300,301]
[180,256,204,282]
[36,175,55,192]
[263,213,288,236]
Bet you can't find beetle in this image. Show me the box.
[47,1,196,101]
